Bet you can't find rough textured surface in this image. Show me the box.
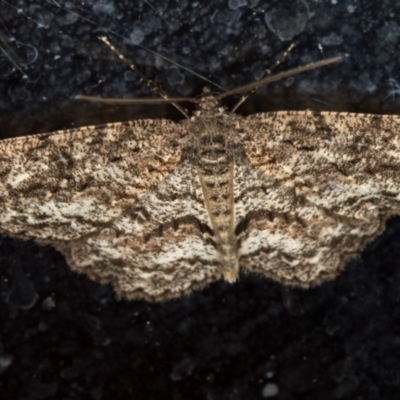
[2,107,400,301]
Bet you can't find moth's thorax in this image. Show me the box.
[184,108,243,155]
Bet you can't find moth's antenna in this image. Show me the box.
[231,43,295,112]
[215,56,342,101]
[79,37,190,118]
[75,95,196,105]
[77,50,342,109]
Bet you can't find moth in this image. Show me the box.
[1,42,397,302]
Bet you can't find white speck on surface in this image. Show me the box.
[262,382,279,398]
[347,5,356,13]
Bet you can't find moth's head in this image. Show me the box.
[193,87,225,117]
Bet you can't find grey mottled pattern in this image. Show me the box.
[1,109,400,301]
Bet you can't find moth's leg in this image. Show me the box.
[231,43,295,112]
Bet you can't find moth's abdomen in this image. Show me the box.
[197,141,238,282]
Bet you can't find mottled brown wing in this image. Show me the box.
[56,159,221,301]
[0,121,222,301]
[0,120,182,241]
[237,111,400,287]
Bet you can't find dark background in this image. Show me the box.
[1,0,400,399]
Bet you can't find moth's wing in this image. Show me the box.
[0,120,182,242]
[236,111,400,287]
[0,121,222,301]
[56,159,221,301]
